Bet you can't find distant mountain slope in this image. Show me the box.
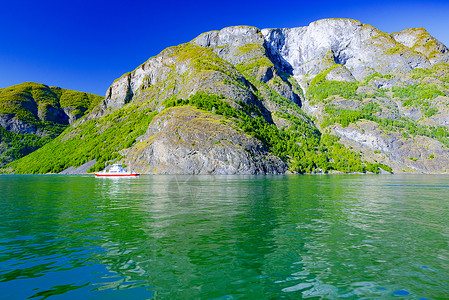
[261,19,449,173]
[5,19,449,174]
[0,82,103,166]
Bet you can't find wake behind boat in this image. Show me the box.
[95,164,139,177]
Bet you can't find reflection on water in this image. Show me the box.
[0,175,448,299]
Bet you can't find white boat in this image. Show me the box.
[95,164,139,177]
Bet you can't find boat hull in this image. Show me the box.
[94,173,140,177]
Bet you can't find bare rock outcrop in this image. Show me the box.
[126,106,287,174]
[262,19,449,87]
[332,121,449,173]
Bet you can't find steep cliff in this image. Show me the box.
[125,106,287,174]
[262,19,439,84]
[5,19,449,174]
[262,19,449,173]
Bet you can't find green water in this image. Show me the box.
[0,175,448,299]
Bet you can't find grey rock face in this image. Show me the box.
[59,160,96,175]
[62,107,86,124]
[0,114,41,135]
[325,65,356,82]
[392,28,449,65]
[104,74,133,110]
[262,19,434,87]
[126,106,287,175]
[332,121,449,173]
[191,26,265,65]
[97,43,256,116]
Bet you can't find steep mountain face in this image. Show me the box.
[0,82,103,166]
[125,106,287,174]
[5,19,449,174]
[262,19,449,173]
[262,19,437,83]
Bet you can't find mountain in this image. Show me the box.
[0,82,103,166]
[4,18,449,174]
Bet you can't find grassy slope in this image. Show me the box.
[8,103,156,174]
[0,82,103,166]
[0,82,103,122]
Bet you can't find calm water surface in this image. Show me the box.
[0,175,448,299]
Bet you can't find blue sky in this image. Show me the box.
[1,0,448,95]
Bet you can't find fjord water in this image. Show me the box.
[0,175,448,299]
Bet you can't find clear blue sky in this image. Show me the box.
[1,0,448,95]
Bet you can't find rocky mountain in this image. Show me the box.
[5,18,449,174]
[0,82,103,166]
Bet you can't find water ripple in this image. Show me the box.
[0,175,448,298]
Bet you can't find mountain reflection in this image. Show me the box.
[91,175,286,298]
[0,175,448,299]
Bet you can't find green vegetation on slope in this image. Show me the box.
[304,64,449,147]
[0,82,103,124]
[164,93,389,174]
[322,103,381,128]
[237,43,262,54]
[362,72,394,83]
[410,63,449,83]
[0,82,104,166]
[0,127,52,165]
[307,65,448,109]
[55,88,104,111]
[392,83,445,105]
[322,104,449,147]
[7,104,156,174]
[172,43,238,78]
[306,65,360,104]
[6,92,389,174]
[236,57,274,74]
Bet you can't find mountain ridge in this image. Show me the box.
[3,18,449,174]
